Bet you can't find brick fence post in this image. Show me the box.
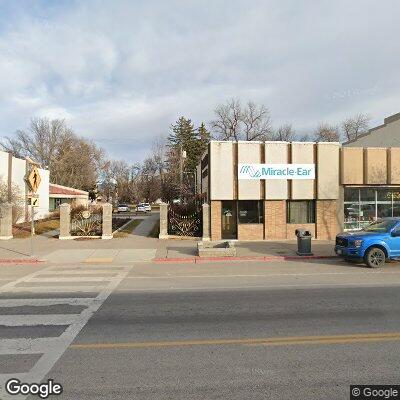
[202,203,210,241]
[159,202,168,239]
[59,203,71,239]
[102,203,113,239]
[0,203,13,240]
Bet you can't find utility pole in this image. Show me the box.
[179,145,187,202]
[180,144,183,199]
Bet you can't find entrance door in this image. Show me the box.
[221,201,237,239]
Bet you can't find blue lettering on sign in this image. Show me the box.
[239,164,314,179]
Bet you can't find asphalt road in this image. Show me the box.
[1,260,400,400]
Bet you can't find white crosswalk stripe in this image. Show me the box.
[26,276,113,282]
[0,314,80,326]
[0,298,96,307]
[0,264,131,399]
[8,285,106,293]
[0,338,63,355]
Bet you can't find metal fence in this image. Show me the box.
[167,206,202,237]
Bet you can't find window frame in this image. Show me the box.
[286,200,316,224]
[237,200,264,224]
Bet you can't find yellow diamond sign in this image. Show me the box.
[27,166,41,193]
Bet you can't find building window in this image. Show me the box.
[238,200,264,224]
[287,201,315,224]
[344,187,400,230]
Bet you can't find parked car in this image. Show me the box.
[117,204,130,213]
[143,203,152,212]
[335,217,400,268]
[135,203,151,213]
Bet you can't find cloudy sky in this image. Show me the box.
[0,0,399,162]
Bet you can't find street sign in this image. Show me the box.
[29,197,39,207]
[27,166,41,193]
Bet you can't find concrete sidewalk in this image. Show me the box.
[0,234,336,265]
[163,239,336,259]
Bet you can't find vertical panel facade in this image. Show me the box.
[0,151,9,185]
[364,148,387,184]
[317,143,340,199]
[291,142,315,199]
[388,148,400,184]
[210,142,234,200]
[238,142,261,199]
[340,147,363,184]
[264,142,289,199]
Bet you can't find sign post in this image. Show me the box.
[25,162,41,258]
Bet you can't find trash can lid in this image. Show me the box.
[295,229,312,237]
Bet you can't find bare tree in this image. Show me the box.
[210,98,242,141]
[341,113,370,142]
[1,117,105,191]
[0,178,24,223]
[241,101,272,141]
[297,133,312,142]
[270,124,295,141]
[314,123,340,142]
[210,99,272,141]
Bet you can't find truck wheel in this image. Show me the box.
[364,247,386,268]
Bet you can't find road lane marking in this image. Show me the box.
[0,314,79,326]
[124,271,400,279]
[8,285,106,293]
[0,264,132,399]
[70,332,400,350]
[0,298,96,307]
[0,337,62,355]
[84,257,113,263]
[27,277,112,282]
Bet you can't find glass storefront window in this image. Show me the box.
[393,191,400,217]
[359,188,376,228]
[344,188,400,231]
[377,189,392,218]
[344,188,360,231]
[287,201,315,224]
[238,201,264,224]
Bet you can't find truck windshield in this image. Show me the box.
[363,219,397,233]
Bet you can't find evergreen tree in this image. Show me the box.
[197,122,211,159]
[167,116,199,172]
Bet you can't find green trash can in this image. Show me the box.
[295,229,313,256]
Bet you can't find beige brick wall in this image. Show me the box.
[210,201,221,241]
[316,200,339,240]
[264,201,287,239]
[286,223,315,239]
[238,224,264,240]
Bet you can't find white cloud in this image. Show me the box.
[0,0,400,160]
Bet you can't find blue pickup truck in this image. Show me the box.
[335,217,400,268]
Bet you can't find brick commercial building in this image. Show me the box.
[196,141,400,241]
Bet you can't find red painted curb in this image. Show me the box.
[0,259,43,264]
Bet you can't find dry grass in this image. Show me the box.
[13,218,60,238]
[35,219,60,234]
[113,219,143,238]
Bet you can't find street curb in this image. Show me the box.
[0,259,44,265]
[153,255,338,264]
